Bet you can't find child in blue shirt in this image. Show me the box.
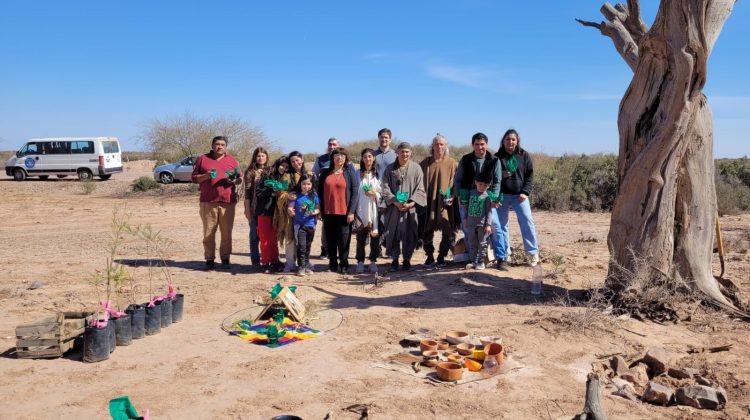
[288,176,320,276]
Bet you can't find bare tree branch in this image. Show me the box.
[577,1,649,72]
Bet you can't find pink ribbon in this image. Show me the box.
[148,281,177,307]
[88,300,127,327]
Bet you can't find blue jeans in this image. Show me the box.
[460,206,506,261]
[248,216,260,265]
[495,194,539,256]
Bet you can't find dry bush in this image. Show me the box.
[547,284,621,335]
[80,179,97,195]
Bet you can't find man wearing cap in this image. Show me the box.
[381,142,427,271]
[191,135,243,269]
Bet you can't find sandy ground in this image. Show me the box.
[1,161,749,419]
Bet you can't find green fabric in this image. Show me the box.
[270,283,283,299]
[396,191,409,203]
[459,189,469,204]
[487,191,503,203]
[224,166,239,178]
[506,155,518,173]
[263,179,288,191]
[362,184,371,192]
[109,396,140,420]
[209,168,217,179]
[439,186,452,198]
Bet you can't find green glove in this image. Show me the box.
[209,169,217,179]
[396,191,409,203]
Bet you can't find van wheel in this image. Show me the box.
[99,175,112,180]
[159,172,174,184]
[39,175,49,180]
[13,168,27,181]
[77,169,93,181]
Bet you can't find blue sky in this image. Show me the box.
[1,1,747,157]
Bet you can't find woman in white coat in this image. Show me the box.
[354,148,382,273]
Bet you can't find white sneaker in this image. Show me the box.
[475,262,486,270]
[530,253,540,266]
[465,263,475,269]
[355,262,365,273]
[369,262,378,273]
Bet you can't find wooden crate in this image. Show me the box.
[15,311,95,359]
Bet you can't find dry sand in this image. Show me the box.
[1,161,749,419]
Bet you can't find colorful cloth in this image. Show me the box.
[230,317,323,348]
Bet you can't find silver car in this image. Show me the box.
[153,155,197,184]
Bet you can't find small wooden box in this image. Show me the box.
[15,311,95,359]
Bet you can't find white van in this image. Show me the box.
[4,137,123,181]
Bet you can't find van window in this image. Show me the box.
[49,141,70,154]
[103,141,119,153]
[71,141,95,154]
[19,143,39,156]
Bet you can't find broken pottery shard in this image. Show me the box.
[642,382,674,406]
[675,385,726,410]
[643,347,672,376]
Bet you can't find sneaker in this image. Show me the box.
[530,253,540,266]
[369,262,378,273]
[263,264,272,274]
[402,261,411,271]
[205,260,215,270]
[390,260,399,272]
[423,255,435,267]
[355,262,365,273]
[465,262,475,269]
[296,268,305,277]
[475,262,486,270]
[495,259,509,271]
[305,264,314,275]
[436,255,446,266]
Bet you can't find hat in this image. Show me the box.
[397,141,412,150]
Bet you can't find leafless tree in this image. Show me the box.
[578,0,746,315]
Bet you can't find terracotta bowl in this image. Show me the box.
[436,339,450,350]
[422,359,439,368]
[443,350,459,358]
[445,330,470,345]
[456,342,475,356]
[422,350,439,360]
[436,362,464,382]
[447,354,463,364]
[420,339,438,352]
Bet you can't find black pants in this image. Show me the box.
[423,226,454,258]
[355,230,379,263]
[295,225,315,268]
[323,214,351,270]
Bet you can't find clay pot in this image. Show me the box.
[422,359,440,368]
[445,330,469,345]
[436,362,464,382]
[484,342,505,366]
[420,339,438,352]
[456,342,475,356]
[443,350,459,358]
[422,350,439,359]
[436,339,450,350]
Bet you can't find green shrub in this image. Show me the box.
[81,179,97,195]
[132,176,161,192]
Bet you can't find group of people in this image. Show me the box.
[191,128,540,275]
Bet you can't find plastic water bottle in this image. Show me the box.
[531,264,543,296]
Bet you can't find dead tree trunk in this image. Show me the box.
[578,0,745,314]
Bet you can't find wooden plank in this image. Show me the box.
[16,332,60,340]
[60,338,77,353]
[17,338,59,347]
[17,348,63,358]
[277,287,306,321]
[15,319,59,337]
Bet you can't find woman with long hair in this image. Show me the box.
[354,148,381,273]
[273,151,306,272]
[495,128,539,266]
[244,147,269,269]
[255,156,288,273]
[317,147,359,273]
